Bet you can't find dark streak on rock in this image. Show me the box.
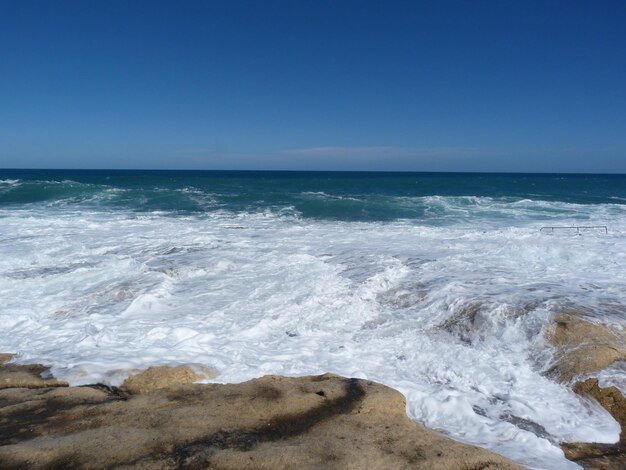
[0,393,124,446]
[79,383,129,400]
[173,378,364,466]
[0,398,78,445]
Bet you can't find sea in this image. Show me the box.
[1,169,625,469]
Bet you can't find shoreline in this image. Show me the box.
[1,356,624,469]
[0,357,523,469]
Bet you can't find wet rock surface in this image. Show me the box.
[0,355,68,390]
[544,312,626,468]
[0,359,523,470]
[545,313,626,382]
[562,379,626,470]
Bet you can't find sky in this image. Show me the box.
[1,0,625,172]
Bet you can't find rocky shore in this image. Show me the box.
[0,355,523,469]
[543,312,626,469]
[1,308,625,470]
[561,378,625,470]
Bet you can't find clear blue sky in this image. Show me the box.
[1,0,625,172]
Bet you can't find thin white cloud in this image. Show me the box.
[175,147,223,155]
[281,146,481,158]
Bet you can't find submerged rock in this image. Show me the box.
[0,365,523,469]
[0,356,68,390]
[0,354,13,365]
[120,365,217,394]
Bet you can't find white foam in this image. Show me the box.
[0,202,625,469]
[597,361,626,395]
[300,191,361,201]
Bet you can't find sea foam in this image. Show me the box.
[0,192,625,469]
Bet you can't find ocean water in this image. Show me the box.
[1,169,625,469]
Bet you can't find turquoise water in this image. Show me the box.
[1,170,624,221]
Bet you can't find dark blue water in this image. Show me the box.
[1,169,624,221]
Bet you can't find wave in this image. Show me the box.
[0,179,220,213]
[1,171,625,225]
[1,184,623,230]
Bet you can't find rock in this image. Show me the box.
[562,441,625,470]
[544,313,626,467]
[0,372,524,469]
[562,379,626,469]
[120,365,215,394]
[544,313,626,382]
[573,379,626,435]
[0,360,68,390]
[0,354,13,365]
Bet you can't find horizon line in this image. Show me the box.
[1,167,625,176]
